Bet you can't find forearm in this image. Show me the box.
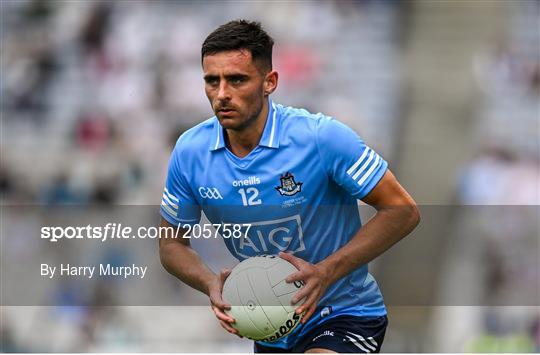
[159,240,216,296]
[318,205,420,285]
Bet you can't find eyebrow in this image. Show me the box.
[203,74,218,82]
[204,74,249,81]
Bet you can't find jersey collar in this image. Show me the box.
[210,99,280,151]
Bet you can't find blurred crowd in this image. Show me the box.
[1,0,538,352]
[460,0,539,206]
[1,0,400,207]
[452,2,539,351]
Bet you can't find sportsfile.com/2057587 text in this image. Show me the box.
[40,223,251,242]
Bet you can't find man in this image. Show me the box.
[159,20,420,353]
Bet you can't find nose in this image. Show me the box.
[216,81,231,101]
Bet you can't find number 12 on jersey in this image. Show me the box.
[238,188,262,206]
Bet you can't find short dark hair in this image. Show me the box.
[201,20,274,71]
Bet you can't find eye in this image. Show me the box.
[230,77,245,85]
[205,78,218,86]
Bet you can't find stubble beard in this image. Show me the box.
[222,100,264,133]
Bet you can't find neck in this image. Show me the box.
[226,100,269,158]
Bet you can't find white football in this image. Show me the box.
[222,255,305,342]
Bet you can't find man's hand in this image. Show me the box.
[208,268,242,338]
[279,252,331,324]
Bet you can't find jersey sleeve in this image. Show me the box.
[316,117,388,199]
[160,143,201,227]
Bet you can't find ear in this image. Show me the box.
[263,70,278,97]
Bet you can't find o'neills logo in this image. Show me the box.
[232,176,261,187]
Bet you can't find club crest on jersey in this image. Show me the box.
[275,172,303,196]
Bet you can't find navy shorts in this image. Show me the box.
[254,315,388,353]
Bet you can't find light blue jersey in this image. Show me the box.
[161,100,388,348]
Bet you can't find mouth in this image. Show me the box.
[217,108,236,116]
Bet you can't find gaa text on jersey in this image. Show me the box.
[198,187,223,199]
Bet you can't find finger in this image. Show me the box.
[278,251,305,269]
[210,294,231,310]
[219,320,243,338]
[212,305,235,323]
[291,286,310,305]
[219,319,236,332]
[212,304,235,323]
[295,290,319,315]
[301,303,317,324]
[285,271,304,284]
[219,319,239,334]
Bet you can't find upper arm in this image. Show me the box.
[361,169,418,211]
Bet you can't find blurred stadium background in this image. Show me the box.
[1,0,539,352]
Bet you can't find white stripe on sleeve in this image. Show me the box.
[162,193,178,209]
[357,154,381,186]
[163,187,179,202]
[352,149,375,180]
[161,200,177,217]
[347,148,370,176]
